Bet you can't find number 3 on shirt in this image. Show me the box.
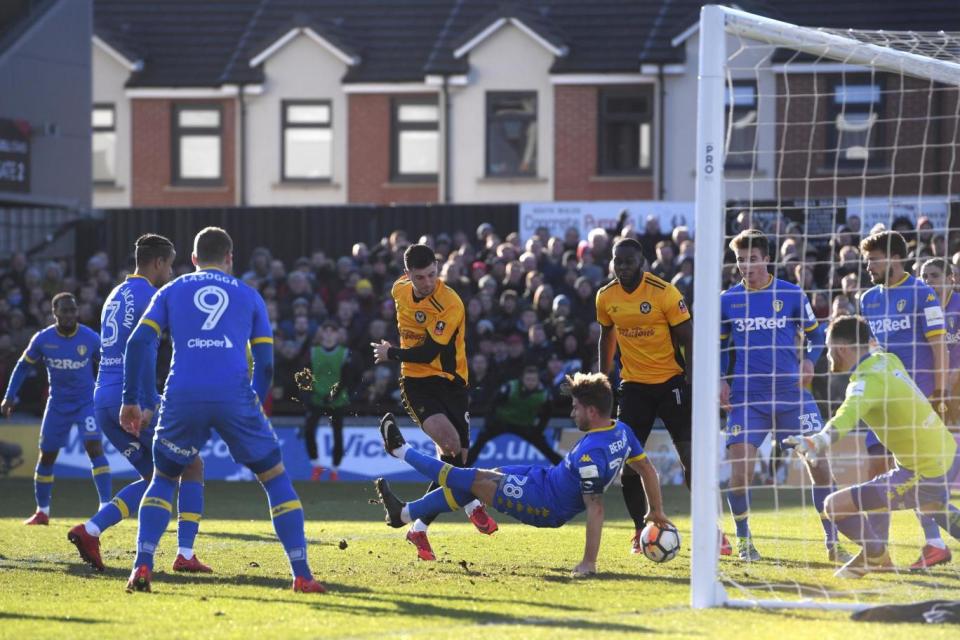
[194,285,229,330]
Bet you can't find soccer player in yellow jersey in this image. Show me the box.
[372,244,497,560]
[788,315,960,578]
[597,237,695,554]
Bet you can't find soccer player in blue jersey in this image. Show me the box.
[68,234,211,573]
[375,372,672,576]
[719,229,847,562]
[120,227,324,594]
[919,258,960,420]
[858,231,951,569]
[2,293,110,525]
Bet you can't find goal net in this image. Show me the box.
[691,5,960,609]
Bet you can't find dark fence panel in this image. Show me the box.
[81,204,518,270]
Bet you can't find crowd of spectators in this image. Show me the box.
[2,210,958,420]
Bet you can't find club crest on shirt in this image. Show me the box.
[773,300,783,313]
[639,302,652,314]
[678,299,688,314]
[415,310,426,323]
[897,299,907,312]
[77,344,88,356]
[434,320,446,336]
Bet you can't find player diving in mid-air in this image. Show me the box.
[68,234,211,573]
[120,227,324,593]
[720,229,849,563]
[787,315,960,578]
[374,372,673,576]
[2,293,111,525]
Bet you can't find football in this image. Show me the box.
[640,523,681,563]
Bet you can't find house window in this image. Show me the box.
[282,101,332,181]
[486,92,537,177]
[392,99,439,181]
[172,104,222,184]
[92,104,116,184]
[828,81,883,168]
[598,87,653,175]
[725,82,758,169]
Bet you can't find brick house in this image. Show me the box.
[91,1,960,209]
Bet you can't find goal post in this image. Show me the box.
[691,4,960,610]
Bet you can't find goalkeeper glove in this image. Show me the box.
[782,432,831,466]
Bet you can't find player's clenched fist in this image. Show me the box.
[119,404,143,437]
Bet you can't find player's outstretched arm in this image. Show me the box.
[1,356,34,416]
[628,457,672,529]
[597,324,617,377]
[573,493,605,577]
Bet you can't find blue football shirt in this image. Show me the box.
[545,420,645,523]
[137,268,272,402]
[720,276,820,399]
[95,274,157,409]
[22,324,99,412]
[859,274,944,395]
[943,290,960,370]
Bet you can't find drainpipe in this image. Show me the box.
[442,74,452,203]
[239,83,248,206]
[658,65,666,200]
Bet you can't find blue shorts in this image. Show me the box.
[725,394,823,449]
[40,400,99,453]
[154,398,280,474]
[491,465,567,528]
[96,404,155,477]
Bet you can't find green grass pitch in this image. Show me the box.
[1,479,958,638]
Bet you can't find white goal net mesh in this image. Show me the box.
[702,9,960,608]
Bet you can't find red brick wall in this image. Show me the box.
[776,75,960,199]
[131,98,237,207]
[347,93,438,204]
[553,85,654,201]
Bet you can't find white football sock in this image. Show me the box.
[392,444,410,459]
[84,521,101,537]
[464,499,482,515]
[400,505,412,524]
[411,519,428,532]
[178,547,194,560]
[38,506,50,515]
[927,537,947,550]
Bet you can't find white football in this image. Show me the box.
[640,522,681,563]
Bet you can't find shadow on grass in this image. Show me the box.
[298,594,660,633]
[0,611,104,624]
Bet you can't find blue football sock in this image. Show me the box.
[34,463,54,510]
[91,479,147,533]
[917,512,943,544]
[177,480,203,552]
[134,475,176,571]
[408,486,475,522]
[812,485,838,547]
[89,454,113,504]
[726,490,751,539]
[262,472,312,580]
[402,447,477,493]
[931,504,960,541]
[867,511,890,545]
[835,514,885,557]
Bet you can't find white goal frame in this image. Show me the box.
[691,4,960,610]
